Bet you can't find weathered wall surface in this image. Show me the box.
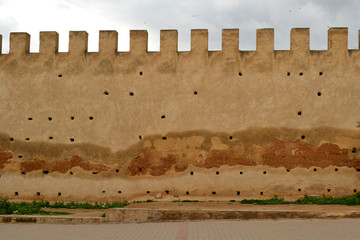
[0,28,360,201]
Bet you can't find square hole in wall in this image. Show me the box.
[118,191,122,194]
[161,115,166,119]
[103,91,109,95]
[298,111,302,116]
[263,171,267,174]
[335,168,338,172]
[18,155,23,159]
[229,136,233,140]
[129,92,134,96]
[58,74,62,78]
[92,172,97,175]
[260,192,263,195]
[194,91,198,95]
[25,138,30,141]
[48,117,52,121]
[354,189,357,193]
[298,189,302,192]
[70,138,74,142]
[240,171,243,175]
[147,191,150,194]
[15,192,18,196]
[287,72,290,76]
[49,136,53,140]
[21,171,26,175]
[286,169,290,172]
[314,168,317,172]
[102,190,106,193]
[299,72,303,76]
[190,171,194,175]
[237,191,240,196]
[216,171,219,175]
[212,191,216,195]
[116,169,119,173]
[89,116,94,120]
[186,191,189,195]
[238,72,242,76]
[319,72,323,76]
[139,135,142,140]
[165,190,170,194]
[70,171,73,175]
[71,116,75,120]
[162,137,167,140]
[28,117,33,121]
[37,192,40,196]
[139,71,143,76]
[327,189,331,192]
[43,170,49,174]
[10,138,14,141]
[58,192,61,197]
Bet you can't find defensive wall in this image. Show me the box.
[0,28,360,202]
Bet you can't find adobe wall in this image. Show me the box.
[0,28,360,202]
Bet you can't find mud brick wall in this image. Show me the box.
[0,28,359,201]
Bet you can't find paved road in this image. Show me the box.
[1,219,359,240]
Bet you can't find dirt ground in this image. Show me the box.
[42,201,360,218]
[125,201,360,212]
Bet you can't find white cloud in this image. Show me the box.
[0,0,359,53]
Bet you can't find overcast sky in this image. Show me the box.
[0,0,359,53]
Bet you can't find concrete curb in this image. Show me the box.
[0,215,106,224]
[2,208,360,224]
[105,208,360,223]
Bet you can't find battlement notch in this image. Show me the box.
[256,28,274,54]
[69,31,88,56]
[191,29,208,54]
[222,29,239,53]
[160,30,178,54]
[10,32,30,56]
[99,30,118,54]
[40,31,59,55]
[130,30,148,55]
[290,28,310,52]
[328,27,348,53]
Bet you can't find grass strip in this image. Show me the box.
[240,193,360,206]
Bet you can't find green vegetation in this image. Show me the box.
[240,195,290,205]
[132,199,155,204]
[172,199,202,203]
[0,195,129,215]
[0,196,70,215]
[50,200,129,209]
[3,193,360,215]
[240,193,360,206]
[294,193,360,205]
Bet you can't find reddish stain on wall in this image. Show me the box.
[127,140,360,176]
[0,150,13,169]
[20,155,109,173]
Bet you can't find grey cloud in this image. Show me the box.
[1,0,360,52]
[80,0,360,50]
[0,17,18,53]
